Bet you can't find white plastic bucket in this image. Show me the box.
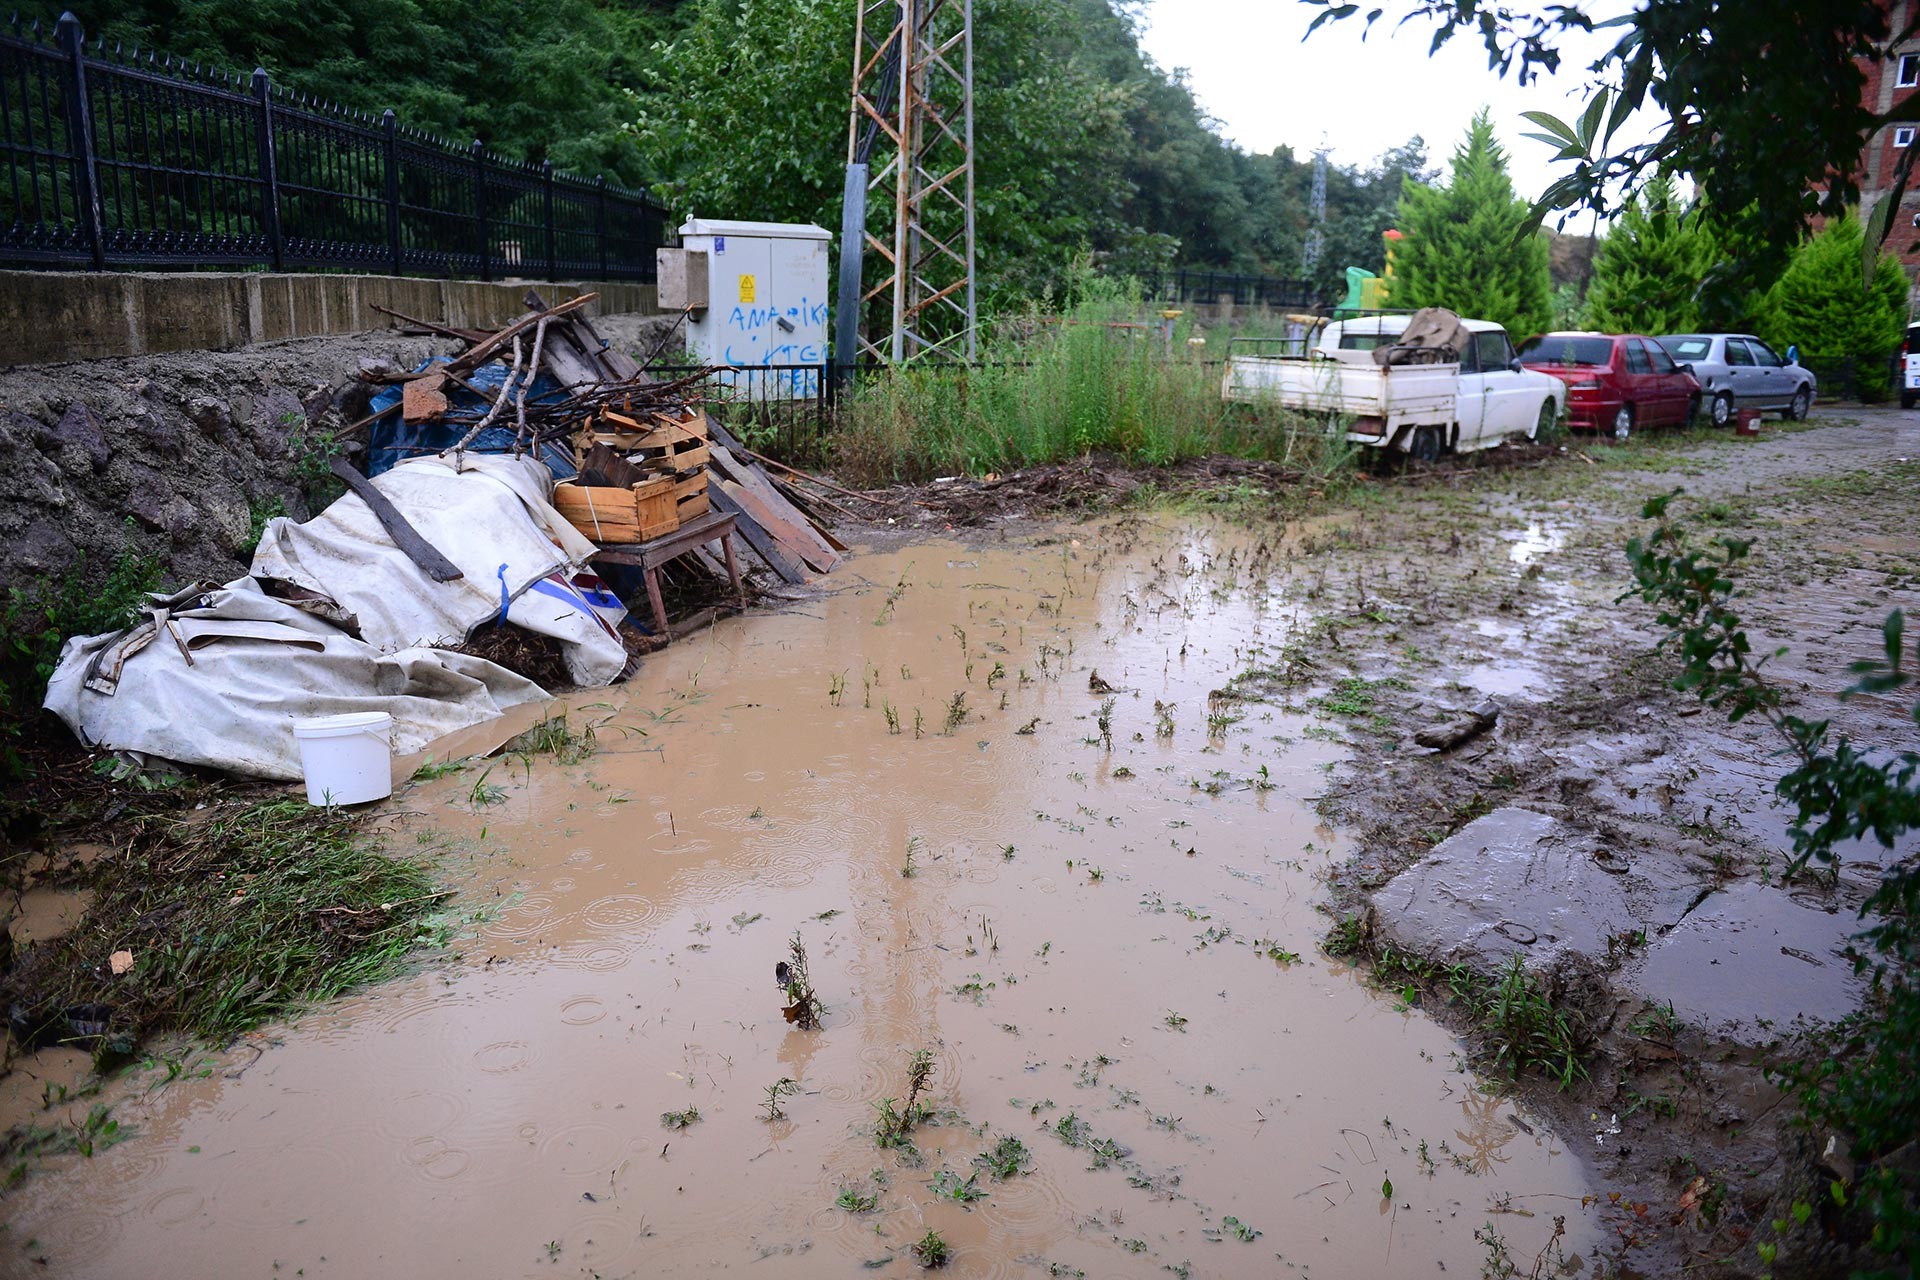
[291,712,394,806]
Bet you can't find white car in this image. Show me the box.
[1223,314,1566,460]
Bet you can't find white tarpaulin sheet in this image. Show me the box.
[43,580,550,781]
[250,453,627,687]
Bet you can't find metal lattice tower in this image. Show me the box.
[1301,147,1329,277]
[842,0,977,363]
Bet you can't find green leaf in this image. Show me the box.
[1381,1174,1394,1199]
[1519,110,1580,147]
[1577,89,1609,150]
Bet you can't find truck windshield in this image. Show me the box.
[1517,335,1611,366]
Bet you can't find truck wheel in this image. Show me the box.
[1410,426,1442,464]
[1529,400,1554,441]
[1710,392,1734,427]
[1612,404,1634,441]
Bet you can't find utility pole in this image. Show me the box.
[836,0,977,372]
[1301,146,1328,278]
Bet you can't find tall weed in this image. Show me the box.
[833,284,1335,485]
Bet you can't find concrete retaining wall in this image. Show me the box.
[0,271,660,367]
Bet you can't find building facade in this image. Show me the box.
[1859,0,1920,286]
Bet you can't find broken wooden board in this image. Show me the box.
[710,483,809,584]
[715,475,834,577]
[708,443,839,573]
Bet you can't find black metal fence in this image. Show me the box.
[1144,269,1320,311]
[0,12,670,278]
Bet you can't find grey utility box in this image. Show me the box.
[656,248,710,311]
[678,218,832,400]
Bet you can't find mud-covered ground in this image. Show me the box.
[4,408,1913,1279]
[1217,410,1920,1277]
[846,409,1920,1276]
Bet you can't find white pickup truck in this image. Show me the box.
[1223,314,1566,460]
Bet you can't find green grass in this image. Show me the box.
[0,799,449,1051]
[830,286,1351,486]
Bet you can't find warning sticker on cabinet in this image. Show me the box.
[738,274,757,303]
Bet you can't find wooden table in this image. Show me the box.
[591,510,744,638]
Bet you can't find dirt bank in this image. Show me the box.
[0,312,675,595]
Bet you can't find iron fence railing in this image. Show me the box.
[0,12,670,278]
[1144,269,1320,311]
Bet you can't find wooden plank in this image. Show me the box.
[329,458,464,582]
[579,442,647,489]
[709,484,809,584]
[709,444,839,569]
[715,476,835,576]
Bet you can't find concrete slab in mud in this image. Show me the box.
[1373,807,1705,974]
[1622,881,1867,1045]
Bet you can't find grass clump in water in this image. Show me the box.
[1,799,449,1053]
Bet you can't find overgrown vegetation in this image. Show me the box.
[833,280,1352,487]
[1624,492,1919,1275]
[0,525,161,784]
[1,799,448,1053]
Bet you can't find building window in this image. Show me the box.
[1900,53,1920,87]
[1898,126,1917,148]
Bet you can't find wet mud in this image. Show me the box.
[4,524,1595,1278]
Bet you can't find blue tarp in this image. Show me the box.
[366,358,578,480]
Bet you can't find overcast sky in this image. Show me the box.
[1135,1,1632,211]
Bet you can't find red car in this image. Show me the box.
[1515,332,1702,439]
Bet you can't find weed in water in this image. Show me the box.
[911,1229,950,1269]
[943,691,968,735]
[874,565,913,626]
[901,835,923,878]
[660,1106,701,1130]
[914,707,925,739]
[468,767,507,808]
[882,699,901,735]
[0,800,447,1051]
[835,1179,880,1213]
[1096,695,1116,748]
[1154,700,1176,739]
[781,934,825,1029]
[974,1135,1031,1179]
[828,671,847,706]
[930,1168,987,1203]
[762,1077,801,1121]
[1164,1010,1188,1031]
[410,755,466,781]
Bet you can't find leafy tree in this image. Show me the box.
[1583,175,1711,334]
[63,0,683,184]
[1760,212,1910,400]
[1301,0,1910,276]
[1391,111,1552,339]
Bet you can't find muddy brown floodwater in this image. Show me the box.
[7,520,1602,1279]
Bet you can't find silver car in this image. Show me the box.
[1654,334,1817,426]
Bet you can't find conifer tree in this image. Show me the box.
[1584,176,1710,334]
[1391,110,1553,340]
[1762,211,1910,400]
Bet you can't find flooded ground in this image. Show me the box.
[5,522,1597,1278]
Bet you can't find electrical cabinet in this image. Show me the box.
[677,218,832,400]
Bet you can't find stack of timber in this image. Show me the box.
[360,292,841,588]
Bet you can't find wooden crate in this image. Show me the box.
[553,477,679,544]
[587,409,711,476]
[675,472,710,521]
